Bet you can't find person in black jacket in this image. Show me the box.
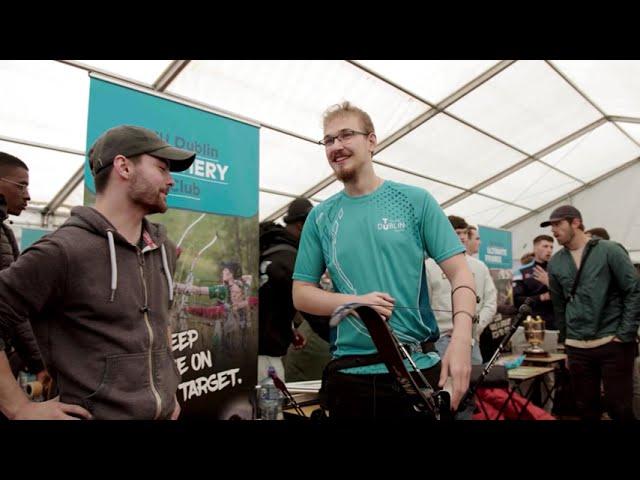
[257,198,316,382]
[513,234,557,329]
[0,153,49,411]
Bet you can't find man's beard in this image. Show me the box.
[334,164,357,183]
[560,229,575,247]
[129,173,167,214]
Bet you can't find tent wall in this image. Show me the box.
[508,162,640,263]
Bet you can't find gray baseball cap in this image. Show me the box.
[540,205,582,227]
[89,125,196,175]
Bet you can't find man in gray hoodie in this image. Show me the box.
[0,125,195,419]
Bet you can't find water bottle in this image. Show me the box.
[18,371,43,401]
[258,366,283,420]
[18,371,30,390]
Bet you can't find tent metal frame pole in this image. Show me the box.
[502,156,640,229]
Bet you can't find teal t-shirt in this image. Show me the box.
[293,180,465,374]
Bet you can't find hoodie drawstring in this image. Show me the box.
[160,244,174,302]
[106,230,173,303]
[107,230,117,302]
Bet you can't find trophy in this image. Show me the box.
[522,315,549,357]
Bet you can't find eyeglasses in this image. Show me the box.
[0,178,29,192]
[319,129,370,147]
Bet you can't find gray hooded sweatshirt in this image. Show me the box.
[0,206,181,419]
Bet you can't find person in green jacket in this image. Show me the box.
[543,205,640,420]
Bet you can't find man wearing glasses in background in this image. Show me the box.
[0,152,49,419]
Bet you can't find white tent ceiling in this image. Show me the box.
[1,60,639,228]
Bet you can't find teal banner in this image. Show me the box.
[86,78,259,420]
[478,225,513,269]
[85,78,259,217]
[20,227,51,251]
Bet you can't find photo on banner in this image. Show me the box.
[85,78,259,419]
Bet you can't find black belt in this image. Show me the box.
[318,340,437,409]
[402,339,437,356]
[324,340,436,374]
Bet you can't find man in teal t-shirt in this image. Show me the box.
[292,101,477,419]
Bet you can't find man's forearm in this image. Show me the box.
[293,282,359,316]
[438,254,476,340]
[478,273,497,333]
[12,322,44,374]
[478,306,495,334]
[449,274,476,339]
[550,296,567,341]
[618,292,640,341]
[0,351,30,420]
[609,247,640,340]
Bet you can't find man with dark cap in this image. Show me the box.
[257,197,315,382]
[0,125,196,419]
[543,205,640,420]
[0,152,49,407]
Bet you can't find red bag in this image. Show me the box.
[473,387,556,420]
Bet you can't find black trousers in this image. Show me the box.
[566,341,636,421]
[325,362,441,420]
